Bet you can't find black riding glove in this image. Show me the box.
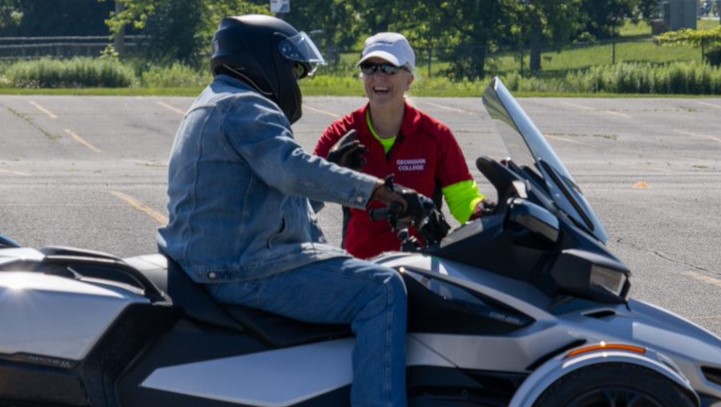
[326,129,368,171]
[370,177,425,221]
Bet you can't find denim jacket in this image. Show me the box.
[157,75,378,283]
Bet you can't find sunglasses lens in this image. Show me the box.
[380,64,400,74]
[360,63,402,75]
[360,65,371,75]
[360,63,377,75]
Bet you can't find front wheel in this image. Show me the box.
[533,363,697,407]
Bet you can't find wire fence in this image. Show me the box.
[0,35,710,78]
[0,35,147,60]
[321,37,708,79]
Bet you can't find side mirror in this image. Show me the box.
[551,249,631,303]
[507,198,559,243]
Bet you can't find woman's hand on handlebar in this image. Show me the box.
[469,199,497,220]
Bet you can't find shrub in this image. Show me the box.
[6,57,135,88]
[564,61,721,94]
[139,62,210,88]
[706,46,721,67]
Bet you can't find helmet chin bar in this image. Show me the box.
[222,64,273,97]
[222,63,302,124]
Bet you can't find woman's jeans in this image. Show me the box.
[207,256,408,407]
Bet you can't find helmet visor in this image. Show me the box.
[279,32,326,78]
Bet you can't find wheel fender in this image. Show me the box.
[508,343,699,407]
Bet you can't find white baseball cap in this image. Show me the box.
[358,32,415,71]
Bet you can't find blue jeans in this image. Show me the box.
[207,256,408,407]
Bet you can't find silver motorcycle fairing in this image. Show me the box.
[0,248,149,361]
[139,335,459,406]
[377,251,721,403]
[141,338,354,407]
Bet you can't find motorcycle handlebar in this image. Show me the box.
[369,202,404,222]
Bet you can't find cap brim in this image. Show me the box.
[357,51,401,67]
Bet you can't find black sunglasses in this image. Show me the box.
[359,62,408,76]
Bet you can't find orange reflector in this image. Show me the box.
[565,342,646,359]
[633,181,650,189]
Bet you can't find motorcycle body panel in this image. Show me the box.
[0,270,147,361]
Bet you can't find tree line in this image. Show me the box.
[1,0,660,79]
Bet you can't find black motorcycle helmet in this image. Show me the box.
[210,14,325,124]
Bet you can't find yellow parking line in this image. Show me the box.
[546,134,587,145]
[111,191,168,225]
[29,101,58,119]
[157,101,186,115]
[418,100,473,114]
[560,101,631,119]
[303,104,339,118]
[561,101,593,111]
[682,270,721,290]
[64,129,102,153]
[673,129,721,144]
[693,100,721,110]
[0,168,31,176]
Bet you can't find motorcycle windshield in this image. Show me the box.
[482,77,608,243]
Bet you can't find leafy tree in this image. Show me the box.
[0,0,113,36]
[284,0,365,66]
[0,0,21,32]
[93,0,667,79]
[101,0,267,65]
[579,0,658,39]
[514,0,585,74]
[515,0,658,73]
[435,0,517,80]
[299,0,514,80]
[286,0,431,66]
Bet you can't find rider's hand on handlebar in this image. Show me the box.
[327,130,367,171]
[370,181,425,221]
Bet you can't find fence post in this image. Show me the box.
[114,0,126,56]
[519,44,524,76]
[612,41,616,64]
[427,46,432,79]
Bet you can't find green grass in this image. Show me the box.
[422,20,721,81]
[317,19,721,84]
[485,39,705,79]
[0,86,204,96]
[1,18,720,96]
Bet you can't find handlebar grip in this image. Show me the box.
[369,202,403,221]
[369,207,391,221]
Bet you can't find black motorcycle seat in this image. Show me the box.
[160,254,352,348]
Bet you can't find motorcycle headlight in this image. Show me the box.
[551,249,631,303]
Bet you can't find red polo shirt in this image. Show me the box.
[314,101,474,259]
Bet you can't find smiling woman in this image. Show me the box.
[314,31,490,259]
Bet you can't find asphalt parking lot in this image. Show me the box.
[1,92,720,335]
